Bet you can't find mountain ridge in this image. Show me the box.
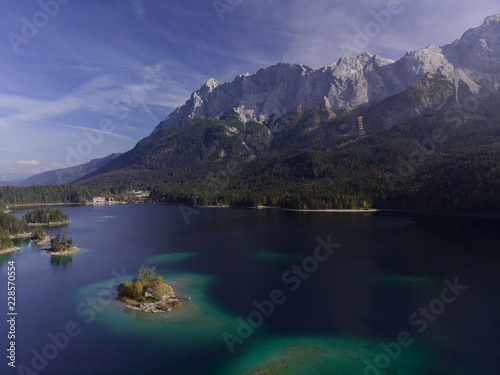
[152,14,500,134]
[72,16,500,215]
[16,154,121,187]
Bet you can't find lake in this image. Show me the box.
[1,204,499,374]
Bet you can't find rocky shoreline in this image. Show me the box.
[118,281,182,314]
[44,246,81,256]
[0,247,21,255]
[29,220,70,227]
[9,232,32,239]
[120,293,180,314]
[33,236,51,245]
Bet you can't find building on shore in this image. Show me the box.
[93,197,106,204]
[92,197,115,205]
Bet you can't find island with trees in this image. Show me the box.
[117,265,182,313]
[23,207,70,226]
[0,211,31,254]
[46,230,80,255]
[31,225,51,245]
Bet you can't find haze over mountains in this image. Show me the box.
[6,154,120,187]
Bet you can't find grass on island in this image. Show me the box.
[117,265,181,313]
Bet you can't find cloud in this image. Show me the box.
[17,160,40,166]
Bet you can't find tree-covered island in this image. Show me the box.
[46,230,80,255]
[0,211,31,253]
[118,265,182,313]
[23,207,70,226]
[31,225,51,245]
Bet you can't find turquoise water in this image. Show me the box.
[1,205,499,374]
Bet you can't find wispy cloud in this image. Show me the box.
[0,0,498,175]
[17,160,39,166]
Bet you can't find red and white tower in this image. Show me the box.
[358,116,366,137]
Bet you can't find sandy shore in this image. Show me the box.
[280,208,380,213]
[193,205,379,212]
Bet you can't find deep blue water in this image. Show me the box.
[1,205,499,374]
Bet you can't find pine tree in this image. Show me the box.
[61,230,69,245]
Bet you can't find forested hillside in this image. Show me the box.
[74,86,500,215]
[0,185,113,206]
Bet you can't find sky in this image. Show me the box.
[0,0,499,178]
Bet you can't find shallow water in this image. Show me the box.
[1,205,499,374]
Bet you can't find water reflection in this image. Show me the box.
[0,253,13,267]
[50,255,73,267]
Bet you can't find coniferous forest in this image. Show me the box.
[0,86,499,216]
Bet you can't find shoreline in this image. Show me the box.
[118,282,181,314]
[196,205,379,213]
[33,236,51,245]
[5,200,499,219]
[0,247,21,255]
[44,247,82,256]
[9,232,32,239]
[280,208,379,213]
[29,220,70,227]
[118,301,171,314]
[6,203,83,208]
[181,204,499,218]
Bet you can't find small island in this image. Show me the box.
[23,207,70,226]
[31,225,51,245]
[45,230,81,255]
[117,265,182,314]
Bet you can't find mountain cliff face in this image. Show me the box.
[152,15,500,135]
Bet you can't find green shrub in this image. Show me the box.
[171,300,182,309]
[118,281,134,298]
[133,281,143,298]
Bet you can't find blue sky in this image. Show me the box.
[0,0,499,177]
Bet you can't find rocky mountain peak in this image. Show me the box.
[152,15,500,135]
[200,78,219,94]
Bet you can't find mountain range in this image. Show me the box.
[13,15,500,214]
[11,154,120,187]
[152,14,500,133]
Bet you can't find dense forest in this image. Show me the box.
[0,211,31,250]
[0,185,112,206]
[0,85,498,216]
[76,88,500,215]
